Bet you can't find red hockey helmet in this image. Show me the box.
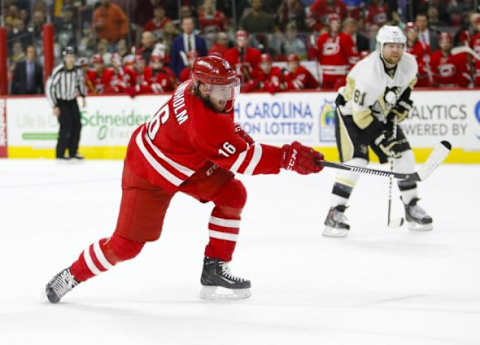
[91,54,104,64]
[287,54,300,63]
[192,56,240,112]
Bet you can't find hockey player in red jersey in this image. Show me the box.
[146,53,176,93]
[316,13,358,90]
[405,22,432,87]
[224,30,261,85]
[430,32,472,88]
[86,54,116,94]
[284,54,319,90]
[45,56,325,302]
[242,53,287,93]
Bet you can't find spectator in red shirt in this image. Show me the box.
[208,32,229,57]
[316,13,357,90]
[198,0,227,34]
[144,7,172,41]
[307,0,347,32]
[405,22,433,87]
[284,54,319,90]
[430,32,472,88]
[86,54,116,94]
[146,53,176,93]
[365,0,388,30]
[469,16,480,86]
[224,30,262,85]
[243,53,287,93]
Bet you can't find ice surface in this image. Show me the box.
[1,159,479,345]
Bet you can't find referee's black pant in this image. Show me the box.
[56,99,82,158]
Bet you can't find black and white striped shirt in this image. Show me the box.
[46,64,87,107]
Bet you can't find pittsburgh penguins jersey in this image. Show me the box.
[338,50,418,130]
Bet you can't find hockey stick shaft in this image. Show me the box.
[318,140,451,181]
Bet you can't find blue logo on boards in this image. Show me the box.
[319,99,336,142]
[475,101,480,140]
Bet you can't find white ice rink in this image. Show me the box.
[1,159,479,345]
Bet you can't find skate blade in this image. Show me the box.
[407,221,433,231]
[200,286,251,301]
[322,226,349,238]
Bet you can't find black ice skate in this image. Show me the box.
[200,257,251,300]
[403,197,433,231]
[45,268,79,303]
[323,205,350,238]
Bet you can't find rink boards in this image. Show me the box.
[1,90,480,163]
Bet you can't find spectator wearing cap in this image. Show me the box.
[144,6,172,41]
[405,22,433,87]
[11,45,44,95]
[239,0,275,34]
[208,32,229,57]
[284,54,319,90]
[170,16,207,78]
[93,0,129,46]
[416,13,439,52]
[224,30,262,85]
[342,18,369,54]
[45,47,87,160]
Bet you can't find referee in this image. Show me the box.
[46,46,87,160]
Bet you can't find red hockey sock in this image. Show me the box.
[70,235,144,282]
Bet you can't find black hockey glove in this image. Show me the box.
[374,131,407,159]
[390,88,413,122]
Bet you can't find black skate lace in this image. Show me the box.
[51,270,78,297]
[220,262,246,282]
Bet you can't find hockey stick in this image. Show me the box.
[317,140,451,182]
[387,119,404,228]
[451,45,480,61]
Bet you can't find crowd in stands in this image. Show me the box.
[4,0,480,96]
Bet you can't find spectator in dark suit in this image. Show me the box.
[170,16,207,78]
[343,18,370,53]
[11,45,44,95]
[416,13,439,51]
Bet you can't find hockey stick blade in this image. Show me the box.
[317,140,451,181]
[388,217,405,228]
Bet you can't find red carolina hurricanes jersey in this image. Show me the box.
[430,51,471,87]
[316,32,357,77]
[126,81,282,192]
[242,66,286,93]
[407,40,432,87]
[284,65,319,90]
[86,68,116,94]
